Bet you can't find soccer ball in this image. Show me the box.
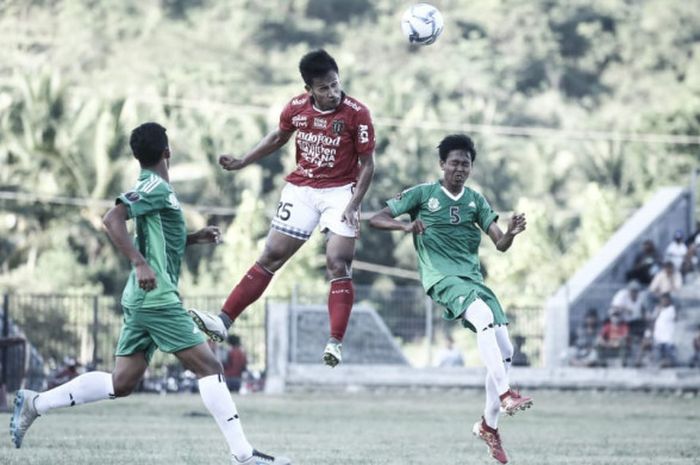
[401,3,444,46]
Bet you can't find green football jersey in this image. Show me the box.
[386,181,499,292]
[117,169,187,309]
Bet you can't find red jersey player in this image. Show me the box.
[190,49,375,367]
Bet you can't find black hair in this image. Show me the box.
[299,49,339,86]
[437,134,477,162]
[129,122,168,167]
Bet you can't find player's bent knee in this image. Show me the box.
[326,257,351,278]
[464,299,494,332]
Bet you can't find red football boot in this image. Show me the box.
[499,389,533,416]
[472,416,508,464]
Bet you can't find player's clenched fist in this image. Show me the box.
[219,154,245,171]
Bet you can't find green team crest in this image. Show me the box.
[427,197,440,211]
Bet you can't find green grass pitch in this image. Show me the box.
[1,390,698,464]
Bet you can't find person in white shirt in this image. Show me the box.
[652,293,677,367]
[437,335,465,367]
[664,230,687,275]
[649,261,682,298]
[610,280,645,332]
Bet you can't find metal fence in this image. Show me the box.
[293,284,545,368]
[0,294,266,391]
[0,287,547,391]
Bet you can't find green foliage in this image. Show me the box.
[0,0,698,309]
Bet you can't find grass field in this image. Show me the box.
[1,389,698,465]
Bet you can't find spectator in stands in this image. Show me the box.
[687,221,700,247]
[664,230,688,277]
[596,310,630,367]
[570,308,600,367]
[689,326,700,368]
[437,335,465,367]
[681,241,698,279]
[223,334,248,392]
[651,293,677,368]
[626,239,661,285]
[609,280,646,339]
[649,261,682,301]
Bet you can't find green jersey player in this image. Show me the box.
[10,122,290,465]
[369,134,533,465]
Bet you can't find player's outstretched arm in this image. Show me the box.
[487,212,527,252]
[186,226,222,246]
[103,203,157,291]
[369,207,425,234]
[219,128,294,171]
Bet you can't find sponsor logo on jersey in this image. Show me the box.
[125,191,140,202]
[468,201,476,208]
[428,197,441,212]
[291,97,306,106]
[332,119,344,135]
[343,99,361,112]
[313,117,327,129]
[296,131,342,169]
[292,115,308,128]
[358,124,370,144]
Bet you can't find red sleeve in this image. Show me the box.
[279,100,295,133]
[354,107,375,156]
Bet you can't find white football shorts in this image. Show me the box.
[270,182,357,240]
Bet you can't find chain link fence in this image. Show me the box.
[1,287,547,391]
[0,294,266,392]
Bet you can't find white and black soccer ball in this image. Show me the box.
[401,3,444,46]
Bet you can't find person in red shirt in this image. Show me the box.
[596,310,630,366]
[224,335,248,393]
[190,49,375,368]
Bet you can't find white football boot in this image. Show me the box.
[10,389,40,448]
[188,308,227,342]
[231,449,292,465]
[322,338,342,368]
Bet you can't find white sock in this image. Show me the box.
[198,374,254,460]
[464,300,510,395]
[34,371,114,415]
[484,373,500,429]
[495,326,514,371]
[484,326,515,428]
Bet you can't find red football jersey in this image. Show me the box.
[279,92,375,188]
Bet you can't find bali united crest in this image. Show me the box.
[427,197,440,211]
[332,119,344,135]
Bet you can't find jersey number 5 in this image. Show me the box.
[276,202,293,221]
[449,206,460,224]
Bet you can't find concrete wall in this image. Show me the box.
[544,187,692,367]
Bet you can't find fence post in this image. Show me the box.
[689,167,698,232]
[424,295,433,367]
[1,294,9,409]
[92,296,99,369]
[1,294,9,385]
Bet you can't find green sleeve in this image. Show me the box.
[117,184,170,219]
[476,193,499,232]
[386,185,425,218]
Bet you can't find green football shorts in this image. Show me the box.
[115,304,206,363]
[428,275,508,332]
